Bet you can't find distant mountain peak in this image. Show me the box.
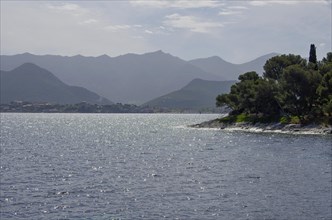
[144,50,186,63]
[97,54,111,59]
[16,62,39,68]
[19,52,34,56]
[14,62,46,72]
[265,52,279,57]
[190,55,232,64]
[153,50,164,53]
[72,54,86,58]
[207,56,222,60]
[207,56,230,63]
[145,50,168,56]
[115,50,167,58]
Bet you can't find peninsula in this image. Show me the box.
[192,46,332,135]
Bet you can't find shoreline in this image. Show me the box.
[190,118,332,135]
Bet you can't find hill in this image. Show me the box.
[143,79,236,112]
[0,63,112,105]
[189,53,279,80]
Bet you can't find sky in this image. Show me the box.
[0,0,331,63]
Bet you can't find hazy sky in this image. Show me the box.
[1,0,331,63]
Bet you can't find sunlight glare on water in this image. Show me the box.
[0,113,331,220]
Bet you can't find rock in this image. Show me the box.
[283,124,301,130]
[323,128,332,134]
[190,119,331,135]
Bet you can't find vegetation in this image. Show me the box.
[216,45,332,125]
[309,44,317,65]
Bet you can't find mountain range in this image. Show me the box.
[0,63,111,105]
[0,51,277,105]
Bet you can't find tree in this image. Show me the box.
[308,44,318,70]
[263,54,306,80]
[216,72,259,114]
[216,93,239,112]
[317,53,332,117]
[280,65,321,119]
[217,72,265,115]
[254,79,280,116]
[238,71,259,81]
[317,70,332,116]
[322,52,332,63]
[216,48,331,125]
[309,44,317,64]
[319,52,332,76]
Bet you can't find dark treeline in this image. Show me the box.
[216,45,332,125]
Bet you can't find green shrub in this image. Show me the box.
[236,114,250,123]
[290,116,300,124]
[279,116,289,124]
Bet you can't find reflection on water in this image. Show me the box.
[1,113,331,219]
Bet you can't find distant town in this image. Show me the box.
[0,101,220,114]
[0,101,157,113]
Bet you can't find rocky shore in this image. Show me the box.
[190,118,332,135]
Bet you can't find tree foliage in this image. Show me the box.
[309,44,317,64]
[216,46,332,124]
[280,65,322,118]
[263,54,305,80]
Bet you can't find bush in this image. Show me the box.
[290,116,300,124]
[236,114,250,123]
[279,116,289,124]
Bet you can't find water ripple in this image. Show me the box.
[1,113,331,219]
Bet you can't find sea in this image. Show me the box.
[0,113,331,220]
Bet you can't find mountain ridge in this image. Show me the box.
[1,50,277,64]
[189,52,279,80]
[1,51,278,104]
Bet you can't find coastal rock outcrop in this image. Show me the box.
[190,119,332,135]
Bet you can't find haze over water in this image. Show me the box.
[0,113,331,219]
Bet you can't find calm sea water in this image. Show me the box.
[0,113,331,220]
